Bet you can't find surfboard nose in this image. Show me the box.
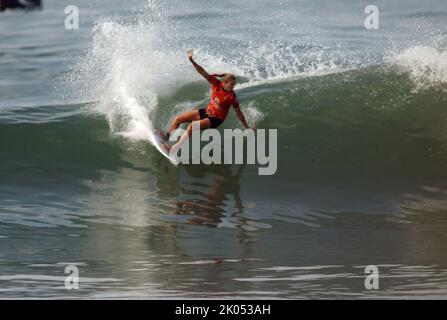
[0,0,42,11]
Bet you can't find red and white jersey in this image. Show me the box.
[205,74,239,120]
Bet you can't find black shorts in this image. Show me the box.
[198,108,223,128]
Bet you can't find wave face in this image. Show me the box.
[2,0,447,198]
[60,2,447,173]
[3,53,447,182]
[64,1,361,150]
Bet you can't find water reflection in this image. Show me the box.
[175,164,245,227]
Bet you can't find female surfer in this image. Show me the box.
[166,50,255,153]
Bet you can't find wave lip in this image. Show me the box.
[391,45,447,91]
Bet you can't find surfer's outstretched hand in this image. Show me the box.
[187,50,193,60]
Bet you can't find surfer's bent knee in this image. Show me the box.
[172,116,185,129]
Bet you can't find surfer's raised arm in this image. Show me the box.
[187,50,211,81]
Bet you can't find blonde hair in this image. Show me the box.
[223,73,236,82]
[215,73,237,82]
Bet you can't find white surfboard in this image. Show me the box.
[152,130,178,166]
